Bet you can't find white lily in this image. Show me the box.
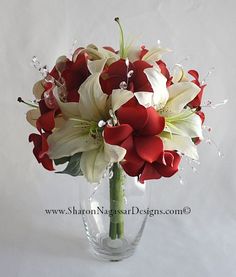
[134,66,203,160]
[47,59,133,183]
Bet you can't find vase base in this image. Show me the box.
[89,234,135,261]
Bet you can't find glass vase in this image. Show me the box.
[79,163,150,261]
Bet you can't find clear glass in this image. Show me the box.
[79,167,150,261]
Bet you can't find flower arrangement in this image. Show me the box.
[20,18,214,243]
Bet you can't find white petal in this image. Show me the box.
[144,67,169,109]
[55,56,68,73]
[96,47,119,65]
[80,142,126,183]
[26,109,41,127]
[162,82,200,116]
[84,45,118,66]
[134,91,154,108]
[80,147,109,183]
[165,109,203,139]
[26,108,65,129]
[57,101,81,119]
[142,47,171,63]
[103,142,126,163]
[161,133,199,160]
[33,80,45,99]
[53,88,80,119]
[87,58,107,74]
[78,73,108,121]
[172,65,189,84]
[54,115,65,129]
[127,47,140,62]
[111,89,134,112]
[47,120,101,159]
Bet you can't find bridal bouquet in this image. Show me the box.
[20,18,207,242]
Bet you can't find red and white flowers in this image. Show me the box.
[21,18,207,184]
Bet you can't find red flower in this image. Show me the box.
[29,106,56,171]
[27,89,57,171]
[29,51,90,170]
[139,151,181,183]
[188,70,206,108]
[100,59,153,95]
[50,51,90,102]
[104,100,170,182]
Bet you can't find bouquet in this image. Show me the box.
[20,18,210,242]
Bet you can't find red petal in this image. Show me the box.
[49,67,60,80]
[29,133,41,146]
[106,59,128,76]
[188,84,206,108]
[155,151,181,177]
[29,134,42,162]
[166,78,173,87]
[121,97,139,108]
[120,135,144,164]
[193,137,201,145]
[164,151,174,166]
[157,60,170,81]
[61,54,89,93]
[196,111,205,124]
[104,124,133,145]
[41,156,54,171]
[133,60,153,92]
[29,133,54,171]
[188,70,199,80]
[103,46,116,53]
[139,107,165,136]
[121,160,144,177]
[134,136,163,163]
[100,59,134,95]
[39,99,51,115]
[67,89,80,102]
[139,46,149,59]
[139,163,161,183]
[36,111,55,132]
[40,133,50,158]
[117,104,148,130]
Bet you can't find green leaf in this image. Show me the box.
[56,153,83,177]
[54,156,70,166]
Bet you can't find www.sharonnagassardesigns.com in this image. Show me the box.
[44,206,191,217]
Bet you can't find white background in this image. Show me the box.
[0,0,235,276]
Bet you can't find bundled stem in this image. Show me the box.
[109,163,125,240]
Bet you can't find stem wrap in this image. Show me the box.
[109,163,125,240]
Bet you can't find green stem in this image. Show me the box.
[109,163,125,240]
